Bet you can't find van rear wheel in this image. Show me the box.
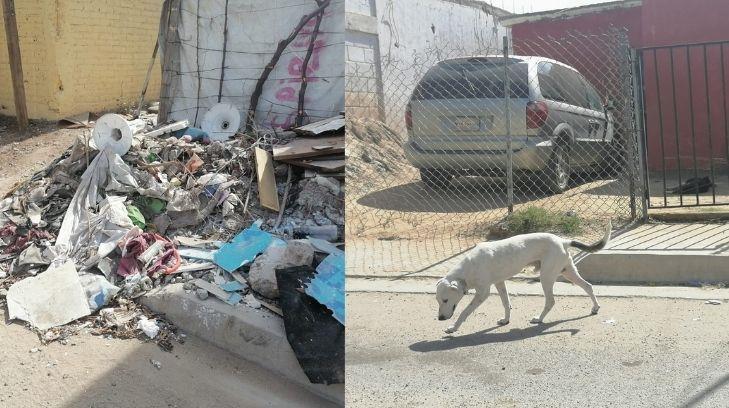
[542,142,570,194]
[420,168,452,189]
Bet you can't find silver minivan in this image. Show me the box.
[404,56,615,193]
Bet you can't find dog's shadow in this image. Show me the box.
[409,314,590,353]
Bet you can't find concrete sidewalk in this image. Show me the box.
[348,222,729,285]
[348,276,729,300]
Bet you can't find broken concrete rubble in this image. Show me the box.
[248,240,314,299]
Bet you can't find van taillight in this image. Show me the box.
[526,101,548,129]
[405,104,413,130]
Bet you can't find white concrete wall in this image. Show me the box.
[345,0,510,132]
[375,0,509,133]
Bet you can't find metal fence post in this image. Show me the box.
[631,48,649,221]
[503,36,514,213]
[617,32,638,220]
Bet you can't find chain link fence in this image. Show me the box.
[346,29,643,276]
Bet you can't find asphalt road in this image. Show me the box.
[346,291,729,408]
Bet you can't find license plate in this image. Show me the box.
[452,116,479,131]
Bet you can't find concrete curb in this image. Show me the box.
[141,284,344,405]
[576,250,729,285]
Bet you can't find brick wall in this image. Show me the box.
[0,0,162,120]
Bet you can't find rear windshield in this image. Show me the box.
[412,58,529,100]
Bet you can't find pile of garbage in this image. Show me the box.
[0,107,345,351]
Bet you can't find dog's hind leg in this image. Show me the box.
[562,258,600,315]
[494,281,511,325]
[445,289,490,334]
[531,261,560,324]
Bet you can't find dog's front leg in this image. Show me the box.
[445,292,489,334]
[494,281,511,325]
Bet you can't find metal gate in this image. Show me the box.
[638,40,729,208]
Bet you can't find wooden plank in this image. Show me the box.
[158,0,181,123]
[135,40,159,119]
[2,0,27,130]
[258,299,283,316]
[272,135,344,160]
[283,157,344,173]
[254,147,280,212]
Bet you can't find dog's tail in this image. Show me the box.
[568,220,612,253]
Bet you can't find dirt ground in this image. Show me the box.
[0,116,84,195]
[346,118,635,275]
[0,312,333,408]
[346,291,729,408]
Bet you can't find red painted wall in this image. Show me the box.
[511,6,642,47]
[511,1,729,172]
[642,0,729,47]
[641,0,729,172]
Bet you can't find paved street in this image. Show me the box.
[346,284,729,407]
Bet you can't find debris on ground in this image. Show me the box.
[0,109,345,362]
[705,299,722,305]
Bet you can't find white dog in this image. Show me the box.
[436,221,611,334]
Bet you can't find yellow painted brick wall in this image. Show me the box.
[0,0,59,118]
[0,0,162,120]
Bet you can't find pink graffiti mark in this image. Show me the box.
[275,87,298,102]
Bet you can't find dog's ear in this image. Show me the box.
[450,279,467,294]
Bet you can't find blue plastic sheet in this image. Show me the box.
[306,249,345,325]
[219,281,246,292]
[213,220,284,273]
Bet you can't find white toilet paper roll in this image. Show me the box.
[201,103,241,141]
[92,113,145,156]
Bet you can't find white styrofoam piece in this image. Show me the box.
[201,103,241,141]
[92,113,145,155]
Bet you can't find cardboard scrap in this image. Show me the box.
[254,147,280,212]
[6,261,92,330]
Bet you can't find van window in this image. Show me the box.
[585,81,603,111]
[413,58,529,100]
[538,62,588,108]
